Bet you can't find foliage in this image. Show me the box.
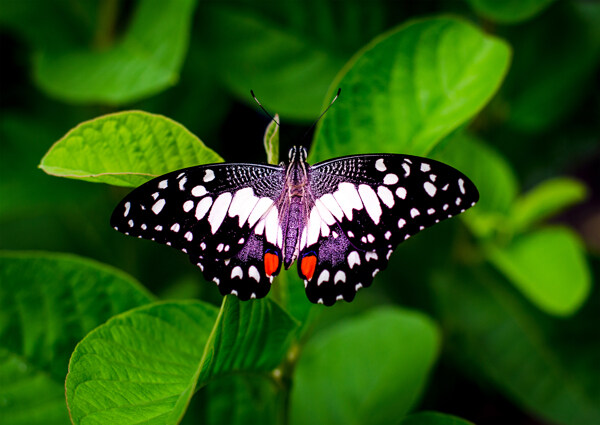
[1,1,598,424]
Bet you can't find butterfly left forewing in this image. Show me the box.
[111,162,286,299]
[298,154,479,305]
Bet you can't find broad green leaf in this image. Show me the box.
[290,308,440,425]
[400,411,474,425]
[200,1,385,120]
[510,178,587,233]
[40,111,223,187]
[0,252,153,425]
[311,17,511,161]
[432,266,600,424]
[263,114,280,165]
[66,297,298,425]
[501,2,600,132]
[34,0,197,104]
[487,227,590,316]
[467,0,557,23]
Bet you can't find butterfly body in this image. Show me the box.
[112,147,478,305]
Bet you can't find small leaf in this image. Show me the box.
[66,297,298,425]
[400,411,475,425]
[290,308,440,425]
[467,0,557,23]
[263,114,280,165]
[40,111,223,187]
[510,177,587,233]
[311,17,511,161]
[0,252,153,425]
[487,227,591,316]
[34,0,198,104]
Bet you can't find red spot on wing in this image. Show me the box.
[300,255,317,281]
[264,252,279,277]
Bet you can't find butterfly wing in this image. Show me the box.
[111,163,286,300]
[298,154,479,305]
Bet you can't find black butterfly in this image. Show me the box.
[111,147,478,305]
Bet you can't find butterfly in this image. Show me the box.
[111,146,478,305]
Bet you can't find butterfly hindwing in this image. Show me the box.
[298,154,479,305]
[111,163,286,299]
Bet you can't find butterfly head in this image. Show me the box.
[288,146,308,164]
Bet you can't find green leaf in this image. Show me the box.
[290,308,440,425]
[0,251,153,425]
[66,296,298,425]
[399,411,474,425]
[39,111,223,187]
[34,0,198,104]
[467,0,557,23]
[487,227,591,316]
[263,114,280,165]
[311,17,511,161]
[510,177,587,233]
[432,266,600,424]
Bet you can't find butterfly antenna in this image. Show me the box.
[250,90,280,126]
[302,88,341,139]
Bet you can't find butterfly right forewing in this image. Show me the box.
[297,154,479,305]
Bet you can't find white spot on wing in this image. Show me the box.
[317,270,330,285]
[229,187,259,227]
[264,207,280,246]
[358,184,382,225]
[383,174,399,185]
[375,158,386,172]
[420,163,431,172]
[319,193,344,221]
[396,187,407,199]
[204,169,215,182]
[348,251,361,269]
[123,202,131,217]
[458,178,466,194]
[402,163,410,177]
[170,223,180,232]
[208,192,233,233]
[334,270,346,284]
[410,208,420,218]
[365,252,378,262]
[333,182,363,220]
[158,179,168,189]
[184,231,193,241]
[398,218,406,228]
[428,208,435,215]
[231,266,243,279]
[152,199,166,215]
[195,197,213,220]
[249,266,260,282]
[192,185,207,197]
[248,197,273,227]
[183,200,194,212]
[424,182,437,197]
[179,177,187,191]
[377,186,395,208]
